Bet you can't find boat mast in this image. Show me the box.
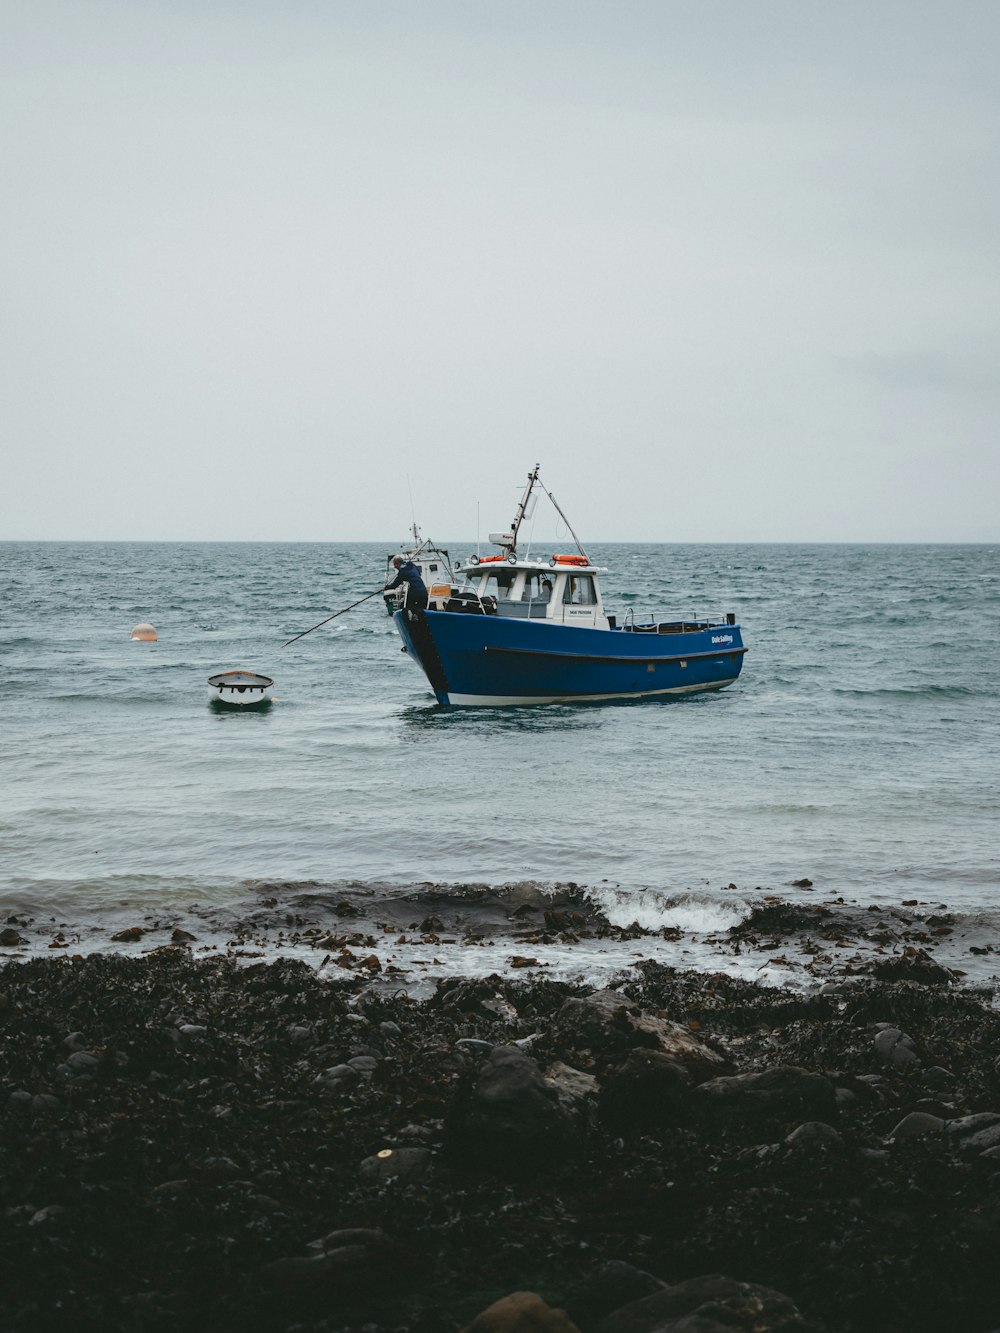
[506,464,540,555]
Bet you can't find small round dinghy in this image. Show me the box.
[208,670,274,707]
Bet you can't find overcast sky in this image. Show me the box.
[2,1,998,542]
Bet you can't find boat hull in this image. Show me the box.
[208,685,273,707]
[393,609,745,707]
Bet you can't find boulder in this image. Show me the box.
[445,1045,582,1171]
[693,1066,838,1134]
[886,1112,946,1143]
[873,1027,920,1071]
[597,1273,820,1332]
[462,1290,582,1331]
[566,1261,666,1327]
[599,1049,694,1131]
[869,948,956,985]
[551,990,729,1080]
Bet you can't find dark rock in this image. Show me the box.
[565,1261,666,1327]
[693,1066,838,1134]
[348,1054,379,1075]
[551,989,729,1080]
[445,1044,581,1170]
[873,1027,919,1070]
[923,1065,956,1088]
[599,1048,693,1131]
[948,1116,1000,1154]
[30,1093,62,1113]
[262,1247,371,1290]
[545,1060,599,1110]
[869,948,956,985]
[462,1291,582,1331]
[887,1111,946,1142]
[314,1063,359,1089]
[111,926,144,941]
[785,1120,843,1151]
[66,1050,100,1073]
[5,946,1000,1333]
[597,1273,819,1332]
[358,1146,431,1183]
[305,1226,388,1253]
[175,1023,208,1039]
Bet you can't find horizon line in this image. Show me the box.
[2,537,998,547]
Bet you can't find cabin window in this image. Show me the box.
[563,575,597,606]
[519,573,554,602]
[483,572,515,600]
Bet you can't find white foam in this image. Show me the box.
[590,885,747,934]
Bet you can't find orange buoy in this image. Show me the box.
[130,623,157,641]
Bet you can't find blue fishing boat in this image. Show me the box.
[392,466,747,708]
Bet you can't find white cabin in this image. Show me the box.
[455,555,611,629]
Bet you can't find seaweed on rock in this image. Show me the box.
[3,954,1000,1332]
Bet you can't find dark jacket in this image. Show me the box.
[386,561,427,596]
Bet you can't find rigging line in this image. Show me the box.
[539,481,589,561]
[281,588,384,647]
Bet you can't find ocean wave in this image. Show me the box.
[832,684,979,700]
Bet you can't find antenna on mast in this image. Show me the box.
[502,464,540,557]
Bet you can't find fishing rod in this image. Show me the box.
[282,588,384,648]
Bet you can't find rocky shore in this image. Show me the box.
[4,943,1000,1332]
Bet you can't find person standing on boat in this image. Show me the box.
[385,557,428,613]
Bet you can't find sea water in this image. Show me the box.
[2,541,998,984]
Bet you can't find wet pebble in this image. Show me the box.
[176,1018,209,1039]
[66,1050,100,1073]
[315,1064,359,1089]
[358,1146,431,1183]
[785,1120,843,1150]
